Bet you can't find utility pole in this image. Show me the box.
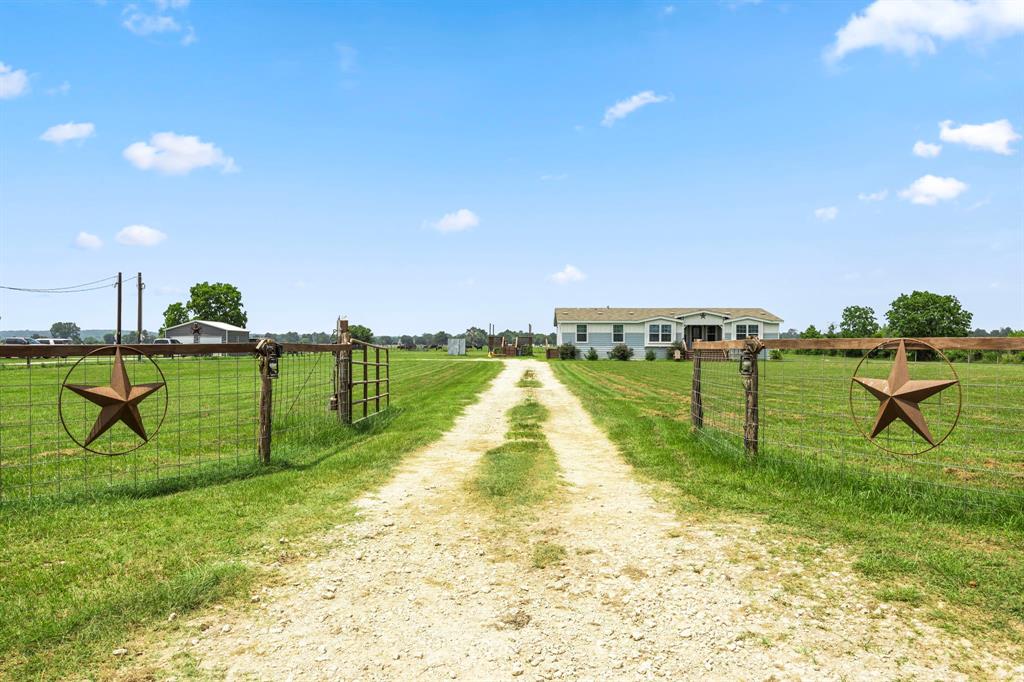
[137,272,143,343]
[115,272,123,344]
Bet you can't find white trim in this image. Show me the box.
[646,322,673,344]
[726,315,776,324]
[677,310,730,320]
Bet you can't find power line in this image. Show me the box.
[0,274,127,294]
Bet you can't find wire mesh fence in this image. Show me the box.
[0,334,390,504]
[691,338,1024,513]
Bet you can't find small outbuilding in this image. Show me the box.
[164,319,250,344]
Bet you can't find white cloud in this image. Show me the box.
[432,208,479,233]
[939,119,1020,155]
[601,90,669,127]
[123,1,193,40]
[814,206,839,221]
[912,140,942,157]
[899,174,968,205]
[122,7,181,35]
[116,224,167,246]
[662,5,676,16]
[123,132,237,175]
[74,232,103,250]
[40,122,95,144]
[826,0,1024,63]
[46,81,71,96]
[857,189,889,202]
[0,62,29,99]
[550,264,586,284]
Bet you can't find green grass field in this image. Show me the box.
[551,355,1024,644]
[0,354,501,680]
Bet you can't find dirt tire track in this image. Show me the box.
[136,359,1020,681]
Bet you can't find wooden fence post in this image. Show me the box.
[257,343,273,464]
[742,338,763,456]
[691,349,704,429]
[336,318,352,425]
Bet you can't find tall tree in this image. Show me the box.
[185,282,248,327]
[162,302,189,331]
[886,291,972,338]
[49,321,81,342]
[463,326,487,347]
[839,305,880,338]
[349,324,374,343]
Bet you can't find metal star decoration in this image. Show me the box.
[852,340,958,446]
[65,347,165,446]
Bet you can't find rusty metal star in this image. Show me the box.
[65,347,165,446]
[852,339,958,446]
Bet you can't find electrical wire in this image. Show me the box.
[0,274,135,294]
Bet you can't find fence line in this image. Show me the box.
[0,323,391,503]
[690,337,1024,513]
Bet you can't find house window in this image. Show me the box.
[649,324,672,343]
[735,324,759,340]
[612,324,624,343]
[576,324,588,343]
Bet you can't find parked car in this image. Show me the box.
[35,338,73,345]
[152,338,182,345]
[2,337,38,345]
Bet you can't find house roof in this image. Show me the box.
[166,319,249,333]
[554,307,782,324]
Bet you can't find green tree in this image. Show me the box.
[184,282,247,328]
[462,327,487,348]
[162,302,189,331]
[349,324,374,343]
[797,324,821,355]
[800,324,821,339]
[103,333,116,344]
[885,291,972,338]
[49,321,81,342]
[839,305,879,338]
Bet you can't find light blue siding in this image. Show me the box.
[563,330,648,359]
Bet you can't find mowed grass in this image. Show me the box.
[0,355,501,680]
[472,397,560,509]
[551,356,1024,643]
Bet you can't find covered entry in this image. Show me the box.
[685,325,722,346]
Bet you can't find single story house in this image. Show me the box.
[553,307,783,359]
[164,319,250,344]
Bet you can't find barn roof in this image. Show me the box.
[553,307,783,324]
[166,319,249,333]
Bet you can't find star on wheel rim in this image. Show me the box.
[65,347,166,446]
[852,339,958,446]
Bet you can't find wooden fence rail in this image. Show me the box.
[693,336,1024,351]
[333,319,391,425]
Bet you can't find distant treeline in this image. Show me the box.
[260,326,557,348]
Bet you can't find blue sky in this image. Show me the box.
[1,0,1022,335]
